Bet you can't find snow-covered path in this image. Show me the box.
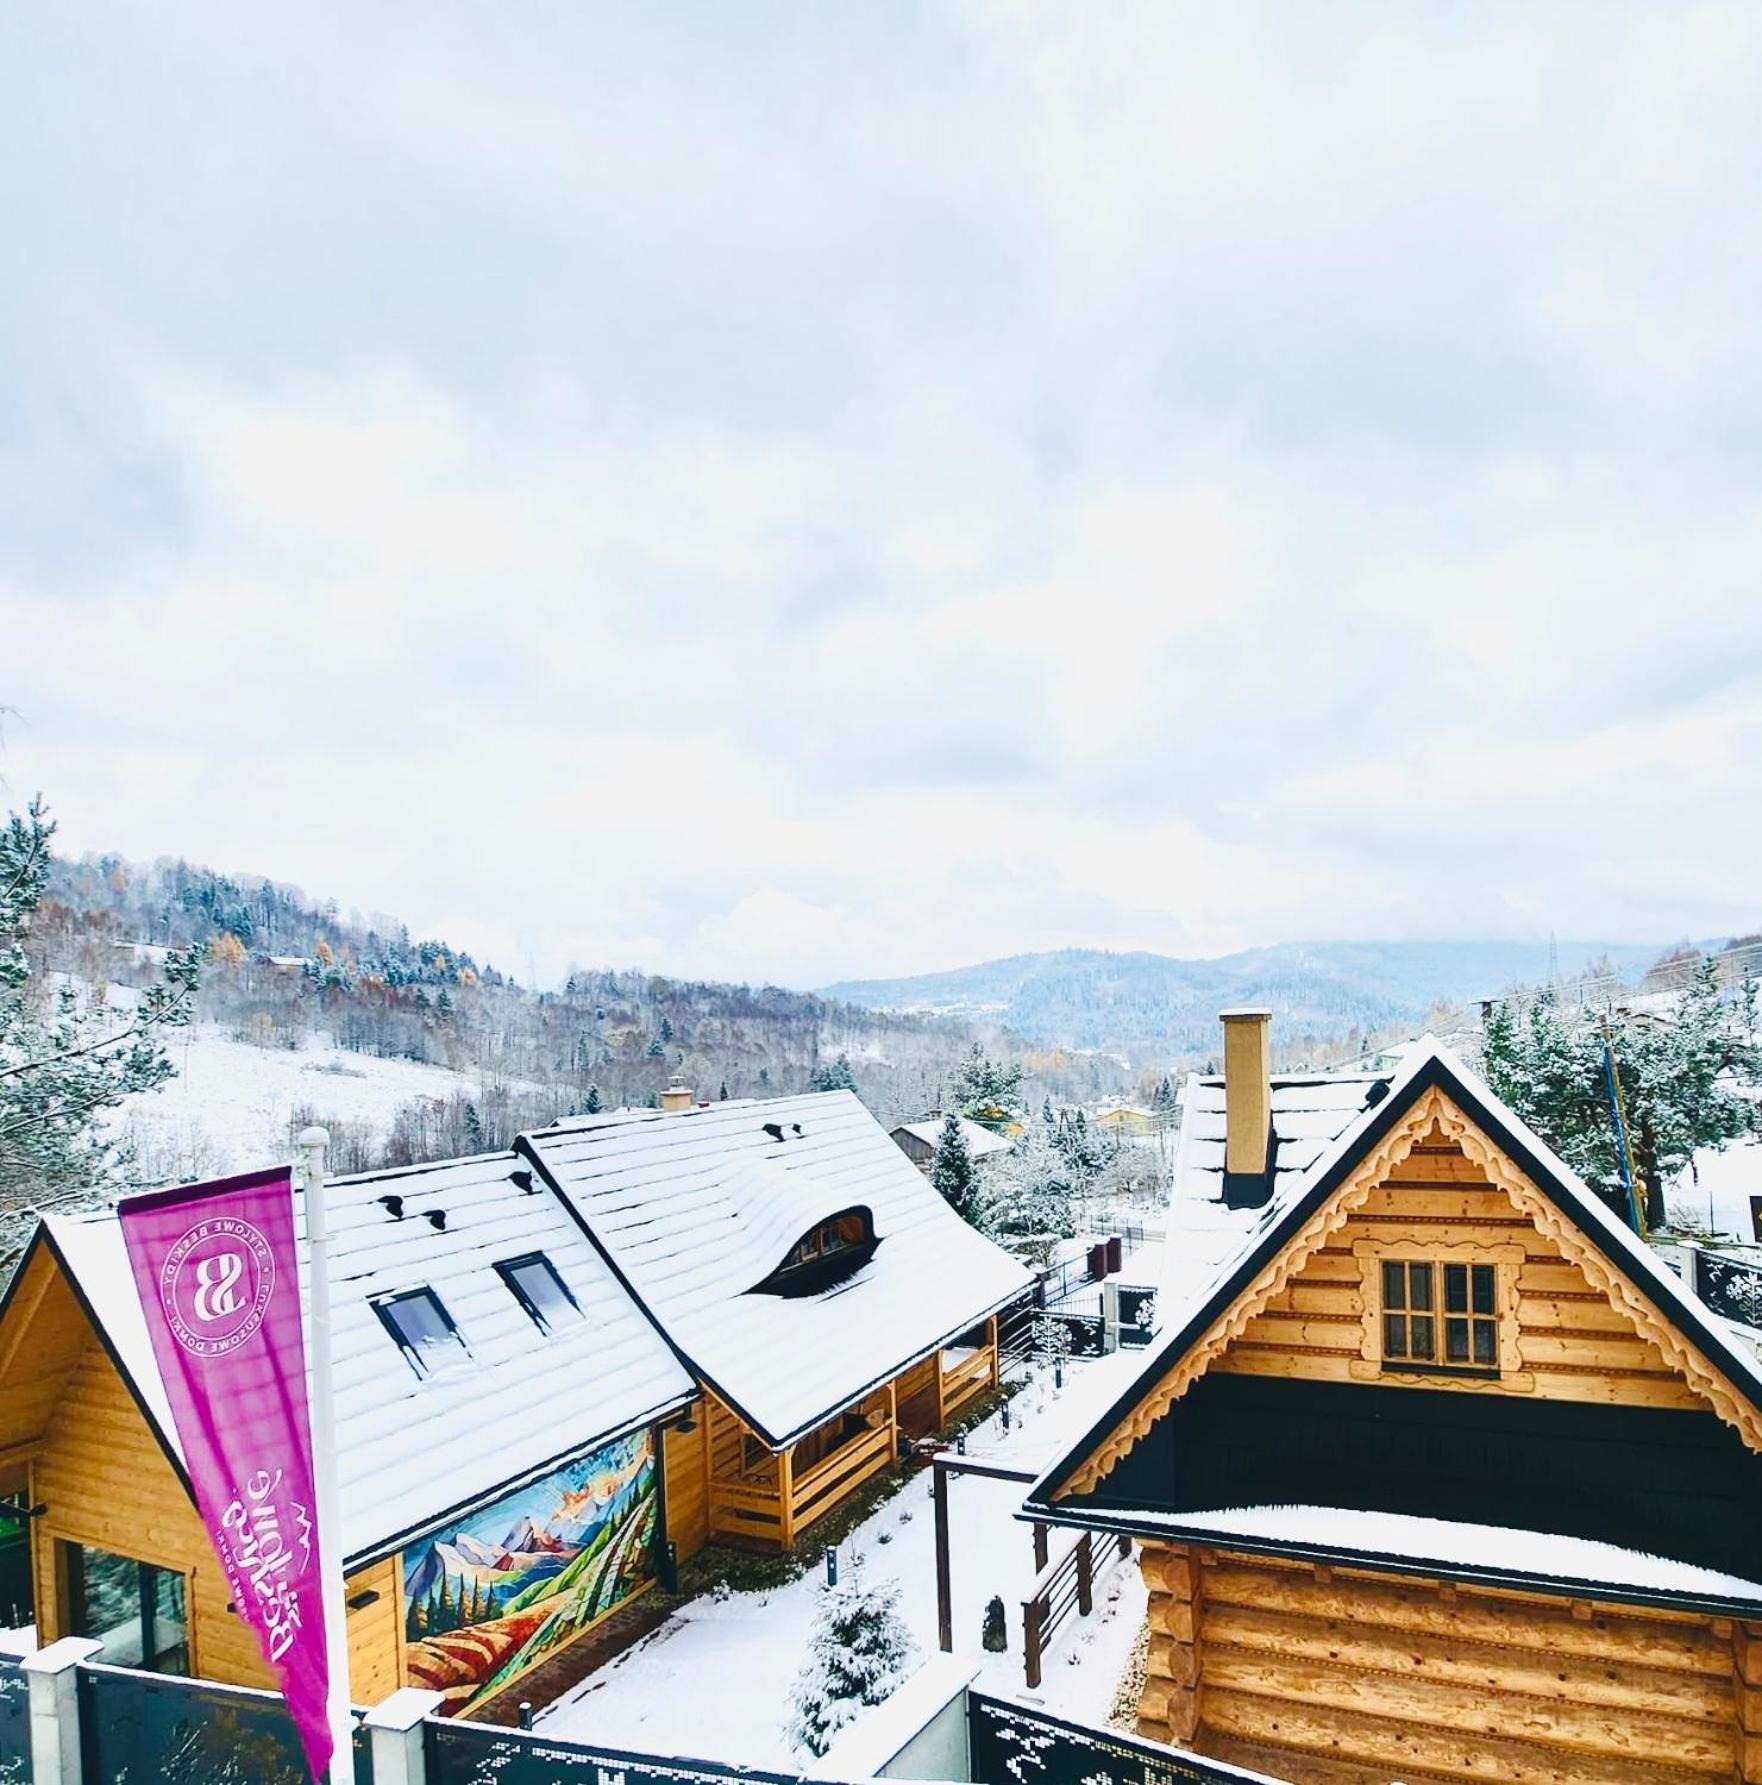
[537,1354,1149,1768]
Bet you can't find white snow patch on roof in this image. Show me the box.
[1138,1503,1762,1601]
[890,1117,1013,1159]
[525,1091,1033,1446]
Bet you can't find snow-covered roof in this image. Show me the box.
[1171,1067,1393,1203]
[40,1150,695,1564]
[1157,1066,1395,1331]
[1032,1039,1762,1611]
[889,1116,1014,1160]
[521,1091,1034,1448]
[1102,1503,1762,1610]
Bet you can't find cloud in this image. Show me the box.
[2,2,1760,988]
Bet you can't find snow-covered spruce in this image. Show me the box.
[783,1556,916,1758]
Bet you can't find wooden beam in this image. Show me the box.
[986,1315,1000,1390]
[776,1444,795,1550]
[933,1458,952,1653]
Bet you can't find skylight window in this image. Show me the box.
[496,1253,582,1334]
[373,1288,470,1378]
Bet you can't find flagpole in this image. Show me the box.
[299,1125,353,1785]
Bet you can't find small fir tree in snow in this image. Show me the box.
[784,1558,916,1757]
[809,1052,858,1093]
[950,1043,1025,1130]
[583,1083,603,1114]
[929,1113,980,1224]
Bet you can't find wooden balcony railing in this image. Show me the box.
[939,1344,994,1418]
[707,1411,896,1548]
[1022,1530,1134,1688]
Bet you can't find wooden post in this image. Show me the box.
[777,1444,795,1550]
[1023,1596,1044,1690]
[933,1459,953,1653]
[1033,1522,1048,1572]
[986,1315,1000,1390]
[1076,1533,1094,1618]
[933,1347,946,1430]
[887,1377,898,1461]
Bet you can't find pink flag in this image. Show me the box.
[119,1168,335,1782]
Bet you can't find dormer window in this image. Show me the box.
[753,1208,879,1297]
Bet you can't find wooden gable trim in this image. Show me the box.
[1058,1090,1444,1497]
[1429,1092,1762,1457]
[1058,1085,1762,1499]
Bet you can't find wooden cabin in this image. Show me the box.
[0,1149,697,1719]
[522,1089,1031,1549]
[1026,1012,1762,1785]
[889,1116,1014,1175]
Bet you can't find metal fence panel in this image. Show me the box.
[74,1663,370,1785]
[424,1717,813,1785]
[968,1691,1279,1785]
[0,1656,28,1784]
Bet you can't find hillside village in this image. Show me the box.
[5,803,1762,1785]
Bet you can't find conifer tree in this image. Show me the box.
[1481,960,1760,1230]
[808,1053,858,1093]
[1,798,203,1276]
[930,1113,980,1224]
[584,1083,603,1114]
[784,1559,915,1757]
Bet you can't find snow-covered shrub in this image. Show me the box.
[783,1559,916,1757]
[981,1595,1007,1653]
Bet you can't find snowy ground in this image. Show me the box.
[1670,1136,1762,1241]
[110,1023,530,1180]
[538,1352,1149,1769]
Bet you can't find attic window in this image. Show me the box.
[496,1253,581,1334]
[1380,1261,1500,1374]
[752,1207,878,1298]
[373,1288,470,1379]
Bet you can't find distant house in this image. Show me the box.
[1027,1009,1762,1783]
[888,1114,1014,1173]
[1092,1098,1161,1138]
[0,1150,695,1719]
[522,1089,1031,1550]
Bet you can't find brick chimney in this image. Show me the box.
[660,1074,694,1113]
[1220,1008,1272,1181]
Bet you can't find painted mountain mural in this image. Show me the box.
[402,1429,657,1714]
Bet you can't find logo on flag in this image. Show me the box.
[158,1217,276,1355]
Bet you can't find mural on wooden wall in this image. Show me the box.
[402,1429,657,1714]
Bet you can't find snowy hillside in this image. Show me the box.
[112,1024,535,1182]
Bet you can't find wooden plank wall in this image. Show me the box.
[662,1412,709,1560]
[1141,1541,1753,1785]
[30,1333,400,1702]
[1210,1127,1705,1413]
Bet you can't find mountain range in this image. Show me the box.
[821,940,1674,1065]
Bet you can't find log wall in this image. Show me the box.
[1140,1541,1759,1785]
[662,1411,709,1560]
[29,1332,400,1702]
[1210,1127,1705,1415]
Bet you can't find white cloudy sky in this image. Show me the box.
[3,2,1761,988]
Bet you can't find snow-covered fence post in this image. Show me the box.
[364,1687,444,1785]
[21,1637,99,1785]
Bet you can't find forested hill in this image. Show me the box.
[821,940,1673,1065]
[32,854,1131,1161]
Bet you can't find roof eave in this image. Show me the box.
[1014,1498,1762,1624]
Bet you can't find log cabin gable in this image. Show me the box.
[1028,1044,1762,1602]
